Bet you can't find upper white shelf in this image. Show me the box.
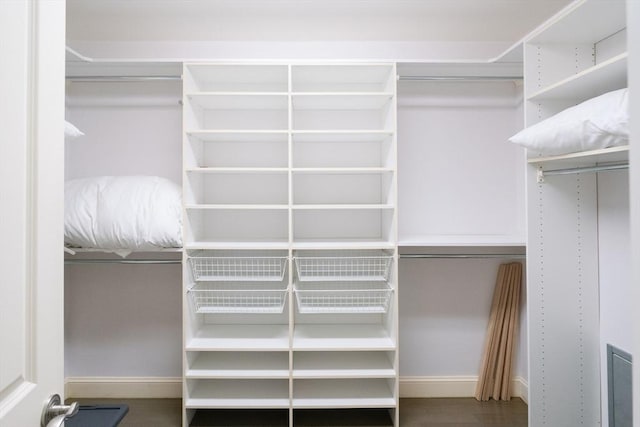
[527,0,626,44]
[186,167,289,174]
[185,241,290,251]
[292,240,396,251]
[527,145,629,170]
[527,53,627,101]
[291,167,394,174]
[185,64,289,92]
[398,236,526,249]
[292,131,393,142]
[292,94,394,110]
[186,130,288,142]
[292,64,395,93]
[187,93,288,110]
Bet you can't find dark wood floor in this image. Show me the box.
[70,397,527,427]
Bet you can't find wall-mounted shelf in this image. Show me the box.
[528,145,629,170]
[527,53,627,102]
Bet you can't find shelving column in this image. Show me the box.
[289,63,399,426]
[182,63,292,426]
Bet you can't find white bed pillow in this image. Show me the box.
[65,120,84,139]
[65,176,182,256]
[508,88,628,156]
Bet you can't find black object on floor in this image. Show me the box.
[65,404,129,427]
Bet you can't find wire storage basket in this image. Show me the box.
[189,252,288,282]
[294,282,393,314]
[294,252,392,282]
[189,283,288,314]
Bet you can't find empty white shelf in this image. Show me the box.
[186,64,288,92]
[292,130,393,142]
[185,241,290,251]
[187,93,289,110]
[292,240,397,251]
[292,379,395,408]
[186,167,289,174]
[293,351,395,379]
[185,204,289,210]
[187,324,290,351]
[292,93,393,110]
[186,379,290,409]
[291,64,394,92]
[186,352,289,379]
[293,324,395,351]
[186,130,289,142]
[527,145,629,169]
[527,53,627,102]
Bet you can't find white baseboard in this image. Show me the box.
[65,375,529,403]
[400,376,529,403]
[65,377,182,399]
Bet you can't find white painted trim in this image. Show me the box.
[65,377,182,399]
[65,375,529,403]
[400,376,529,402]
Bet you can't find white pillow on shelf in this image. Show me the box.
[64,175,183,256]
[64,120,84,139]
[508,88,628,156]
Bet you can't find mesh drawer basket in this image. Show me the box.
[189,254,288,282]
[294,254,392,282]
[189,283,288,314]
[294,282,393,314]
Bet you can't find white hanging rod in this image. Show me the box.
[400,254,525,259]
[66,75,182,82]
[65,259,182,265]
[537,162,628,182]
[397,75,523,82]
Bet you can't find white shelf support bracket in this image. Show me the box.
[537,168,545,183]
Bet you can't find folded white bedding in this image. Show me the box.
[65,176,182,256]
[508,88,629,156]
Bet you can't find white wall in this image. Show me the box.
[65,262,182,377]
[399,258,527,380]
[598,170,633,425]
[65,81,182,183]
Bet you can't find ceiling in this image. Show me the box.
[66,0,574,44]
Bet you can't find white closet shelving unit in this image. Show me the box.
[522,0,628,425]
[182,63,398,426]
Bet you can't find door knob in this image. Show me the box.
[42,394,79,427]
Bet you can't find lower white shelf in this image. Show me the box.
[186,351,290,379]
[293,324,395,351]
[293,351,395,379]
[187,324,290,351]
[186,379,290,409]
[292,379,396,408]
